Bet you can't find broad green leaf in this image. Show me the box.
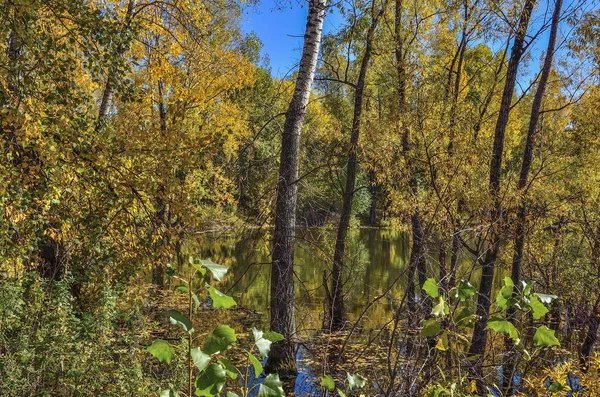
[207,286,237,309]
[164,309,194,334]
[200,259,228,281]
[495,277,515,310]
[203,325,237,355]
[347,373,366,390]
[253,328,272,359]
[534,293,558,304]
[258,373,285,397]
[218,357,239,379]
[190,257,207,276]
[337,389,347,397]
[422,278,439,298]
[455,307,475,327]
[486,318,519,340]
[421,318,441,337]
[195,363,226,397]
[435,331,449,351]
[522,280,533,296]
[320,375,335,391]
[175,285,189,293]
[146,340,175,364]
[191,347,210,371]
[533,326,560,347]
[453,280,476,302]
[248,353,263,379]
[431,297,449,317]
[160,390,180,397]
[530,294,549,320]
[263,331,285,342]
[548,381,565,392]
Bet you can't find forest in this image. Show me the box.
[1,0,600,395]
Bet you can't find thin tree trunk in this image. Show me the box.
[503,0,562,391]
[468,0,535,388]
[96,0,137,128]
[329,0,385,331]
[581,298,600,369]
[265,0,326,376]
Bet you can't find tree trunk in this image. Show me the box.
[329,0,385,331]
[468,0,535,387]
[503,0,562,391]
[581,298,600,369]
[96,0,137,128]
[265,0,326,376]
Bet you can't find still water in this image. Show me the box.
[189,227,505,395]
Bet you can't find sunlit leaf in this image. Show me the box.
[200,258,228,281]
[453,280,476,302]
[253,328,272,358]
[486,317,518,340]
[422,278,439,298]
[191,347,210,371]
[347,373,366,390]
[533,293,558,304]
[258,373,285,397]
[321,375,335,391]
[431,296,449,317]
[208,286,237,309]
[248,353,263,379]
[530,294,549,320]
[533,326,560,347]
[435,331,449,351]
[146,340,175,364]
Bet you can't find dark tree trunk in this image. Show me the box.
[468,0,535,387]
[369,170,378,227]
[581,299,600,369]
[503,0,562,391]
[329,0,384,331]
[266,0,326,376]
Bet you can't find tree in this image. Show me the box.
[266,0,327,375]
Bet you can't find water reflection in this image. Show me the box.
[192,228,414,332]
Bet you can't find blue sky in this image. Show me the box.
[241,0,342,77]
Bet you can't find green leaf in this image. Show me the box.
[435,331,449,351]
[421,318,441,337]
[486,318,519,340]
[453,280,476,302]
[422,278,439,298]
[164,309,194,334]
[218,357,239,379]
[495,277,515,310]
[258,373,285,397]
[189,257,207,276]
[533,293,558,304]
[252,327,273,359]
[522,280,534,296]
[530,294,550,320]
[175,285,190,293]
[320,375,335,391]
[207,286,237,309]
[200,259,228,281]
[548,381,565,392]
[203,325,237,355]
[146,340,175,364]
[455,307,475,327]
[160,390,181,397]
[337,389,347,397]
[192,293,201,309]
[195,363,226,397]
[263,331,285,342]
[431,296,449,317]
[248,352,263,379]
[533,326,560,347]
[347,373,366,390]
[191,347,211,371]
